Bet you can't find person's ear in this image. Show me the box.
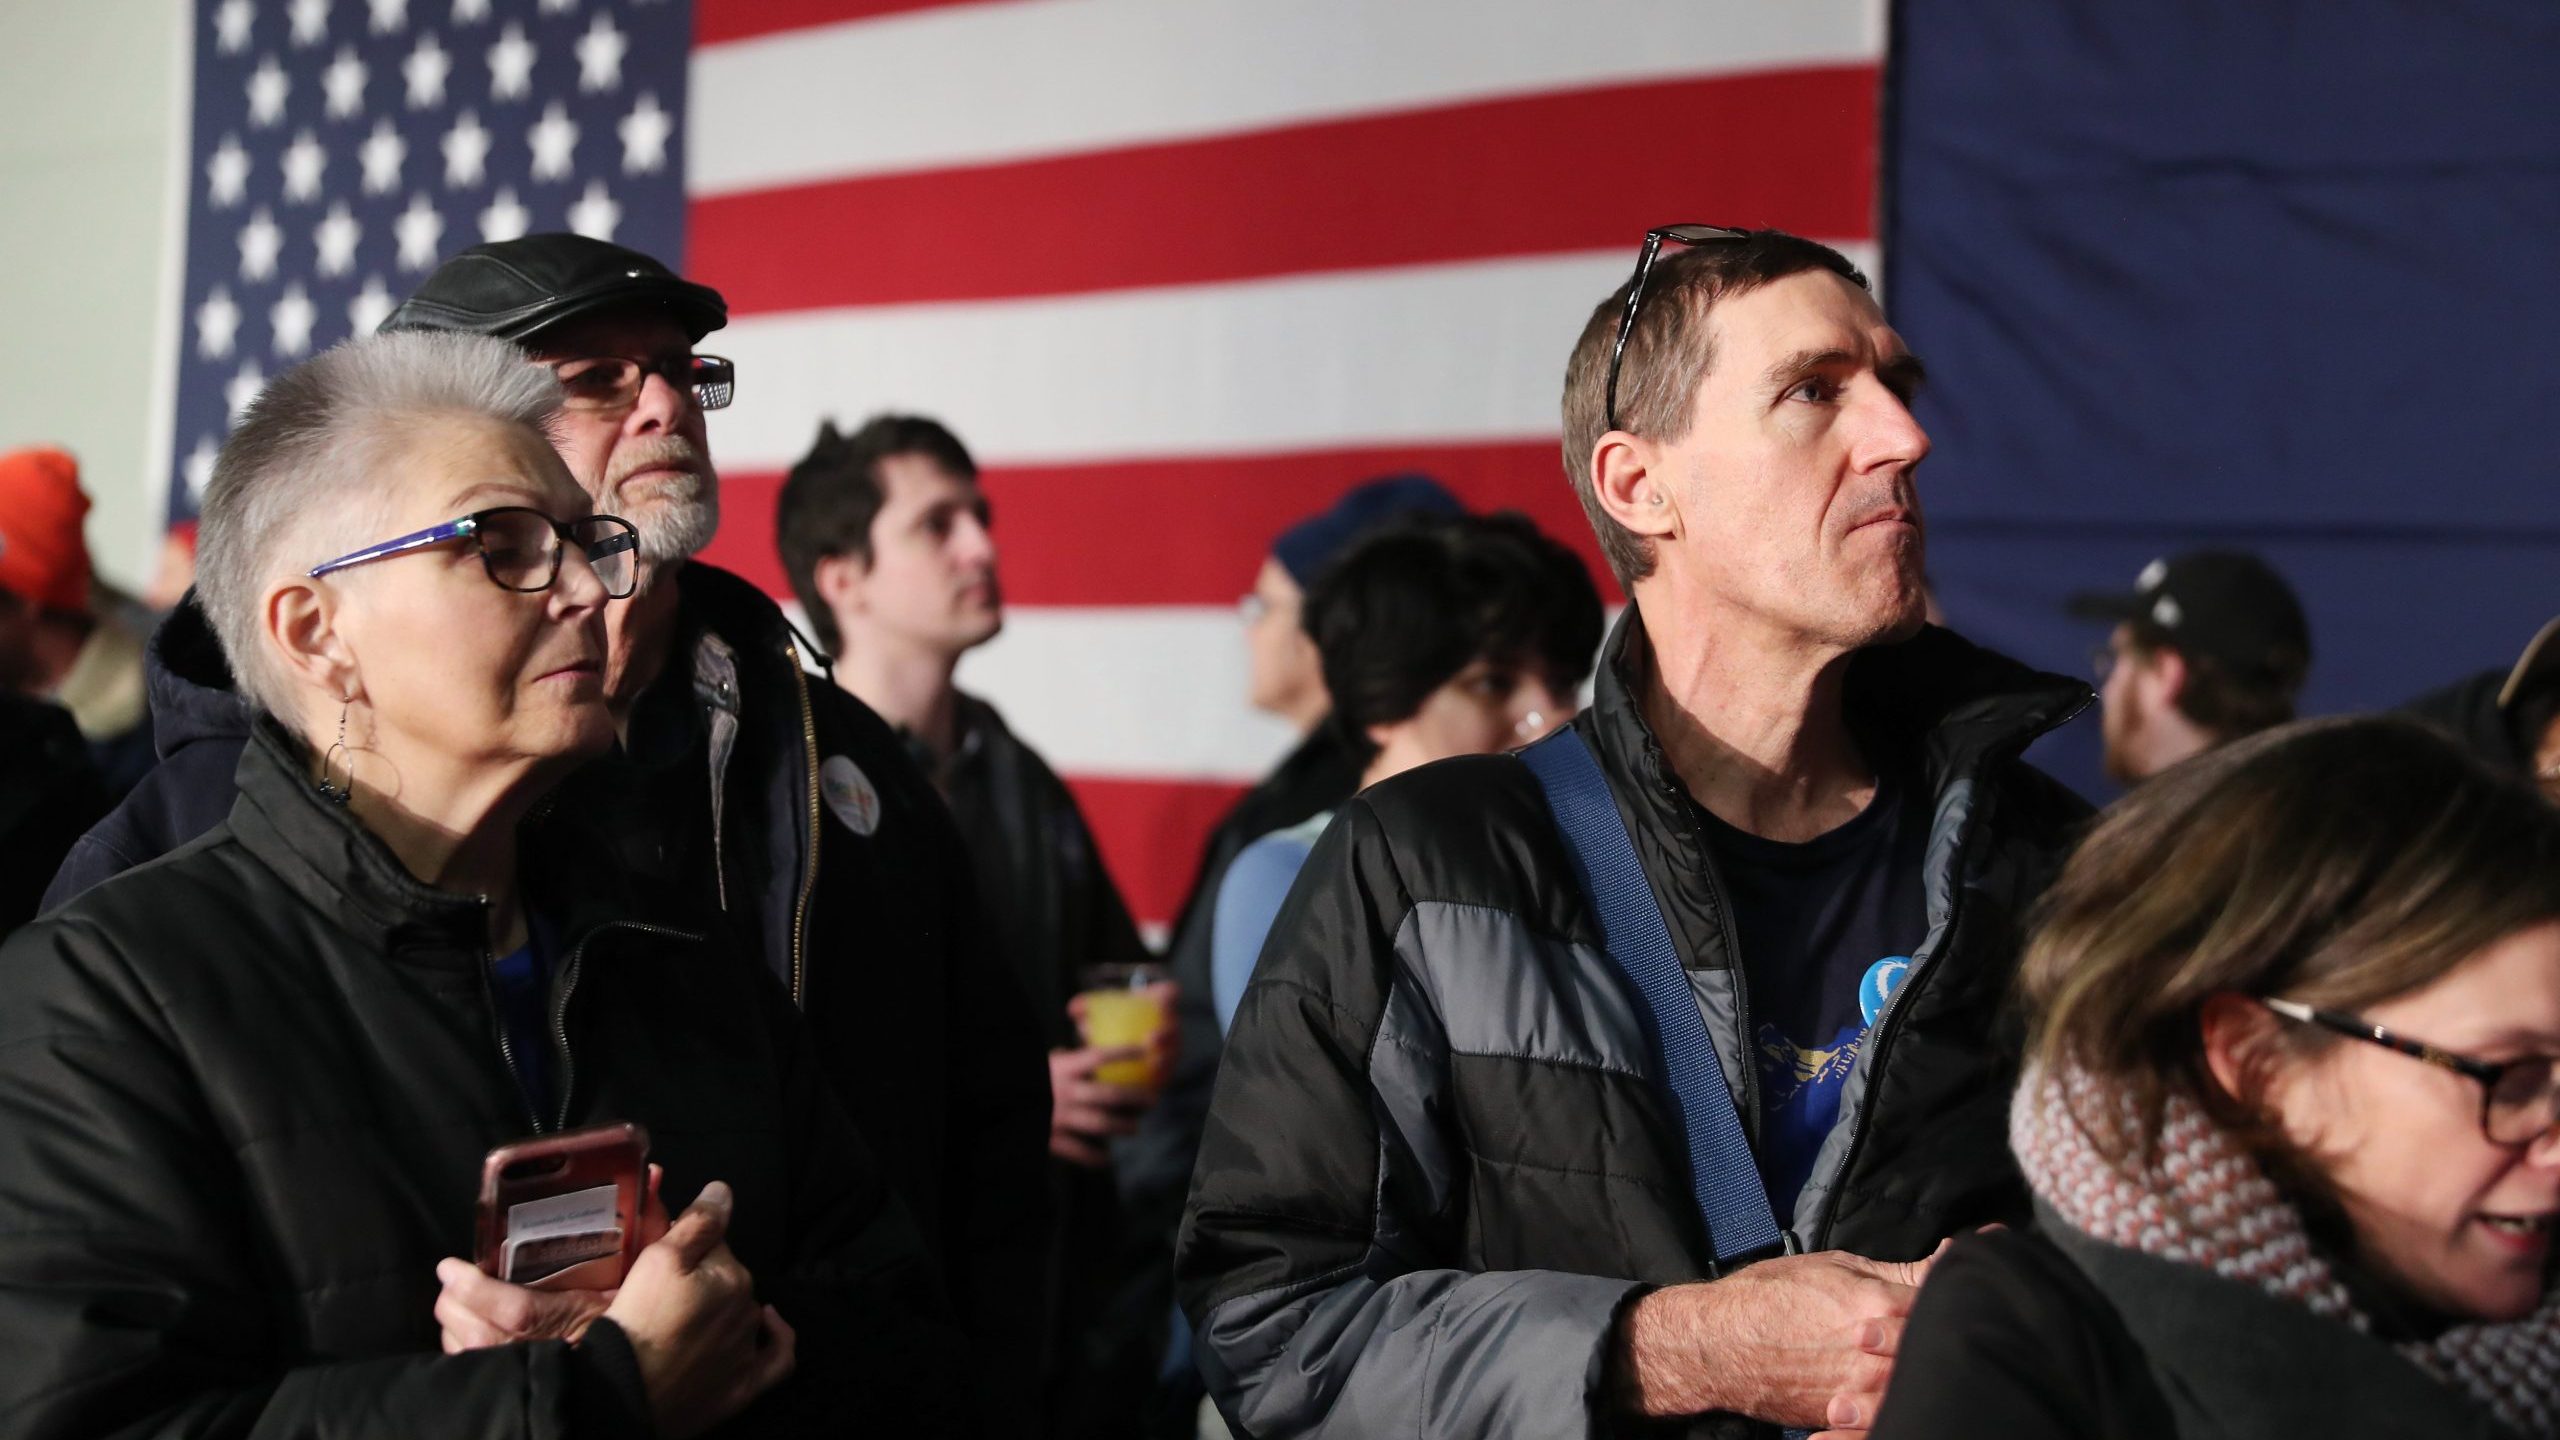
[2147,645,2191,710]
[2199,991,2283,1109]
[1589,431,1680,548]
[812,551,869,620]
[263,577,360,704]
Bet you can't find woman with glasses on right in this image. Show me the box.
[1870,716,2560,1440]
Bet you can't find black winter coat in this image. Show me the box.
[0,717,967,1438]
[1176,611,2091,1440]
[1872,1225,2525,1439]
[39,564,1054,1424]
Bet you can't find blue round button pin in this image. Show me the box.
[1860,957,1912,1027]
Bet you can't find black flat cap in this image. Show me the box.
[380,233,727,343]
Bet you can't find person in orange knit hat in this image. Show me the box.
[0,447,155,797]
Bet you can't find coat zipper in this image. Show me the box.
[1809,696,2090,1249]
[544,920,703,1133]
[475,899,542,1134]
[782,636,822,1011]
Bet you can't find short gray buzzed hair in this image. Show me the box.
[196,329,564,716]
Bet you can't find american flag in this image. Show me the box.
[168,0,1885,932]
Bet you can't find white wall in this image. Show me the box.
[0,0,188,591]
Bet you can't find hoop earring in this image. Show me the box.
[316,698,354,806]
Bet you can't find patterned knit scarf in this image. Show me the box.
[2011,1061,2560,1437]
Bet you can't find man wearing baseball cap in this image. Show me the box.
[43,237,1049,1426]
[2068,549,2313,783]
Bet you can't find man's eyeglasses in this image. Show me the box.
[307,506,641,599]
[1602,223,1751,433]
[550,354,736,412]
[2262,997,2560,1146]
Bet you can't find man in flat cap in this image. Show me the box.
[45,236,1051,1429]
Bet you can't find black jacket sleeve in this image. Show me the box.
[719,970,977,1438]
[931,834,1056,1425]
[1868,1230,2166,1440]
[0,913,639,1440]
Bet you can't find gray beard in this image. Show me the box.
[639,488,720,565]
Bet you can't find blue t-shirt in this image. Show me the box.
[1690,763,1930,1218]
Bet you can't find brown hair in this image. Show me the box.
[1558,231,1867,589]
[2122,618,2306,741]
[2022,714,2560,1168]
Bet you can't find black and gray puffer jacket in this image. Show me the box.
[1175,610,2092,1440]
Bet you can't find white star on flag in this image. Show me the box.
[196,286,242,359]
[183,436,221,501]
[450,0,489,21]
[214,0,256,54]
[288,0,328,46]
[616,93,669,174]
[360,119,407,192]
[480,187,530,242]
[528,102,579,180]
[348,275,397,335]
[238,207,284,281]
[404,33,450,108]
[487,24,535,102]
[395,193,446,269]
[442,110,492,186]
[314,201,362,276]
[369,0,406,32]
[247,57,290,127]
[323,47,368,118]
[538,0,576,13]
[227,361,268,423]
[575,13,625,92]
[207,134,252,206]
[270,283,318,356]
[281,130,326,202]
[568,180,620,241]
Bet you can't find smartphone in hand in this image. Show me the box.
[474,1121,649,1290]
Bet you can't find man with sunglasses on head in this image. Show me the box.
[1179,228,2093,1439]
[43,235,1051,1433]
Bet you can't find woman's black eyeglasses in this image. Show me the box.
[2262,997,2560,1146]
[1601,223,1752,433]
[307,506,641,599]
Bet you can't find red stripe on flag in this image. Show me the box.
[690,67,1878,313]
[705,439,1622,609]
[1065,775,1254,930]
[695,0,1028,47]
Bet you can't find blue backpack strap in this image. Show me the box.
[1519,726,1788,1268]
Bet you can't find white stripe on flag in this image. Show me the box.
[689,0,1884,195]
[709,243,1879,472]
[785,601,1300,782]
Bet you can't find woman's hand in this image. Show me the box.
[604,1180,797,1439]
[435,1165,672,1352]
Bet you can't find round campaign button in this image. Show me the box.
[819,754,882,837]
[1859,956,1913,1028]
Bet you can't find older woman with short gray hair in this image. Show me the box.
[0,330,963,1438]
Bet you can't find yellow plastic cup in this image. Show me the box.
[1079,964,1168,1088]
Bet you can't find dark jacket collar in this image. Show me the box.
[226,715,490,963]
[145,594,254,762]
[1587,604,2090,809]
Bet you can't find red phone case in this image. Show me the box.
[474,1121,650,1287]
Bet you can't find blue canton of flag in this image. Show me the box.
[169,0,691,524]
